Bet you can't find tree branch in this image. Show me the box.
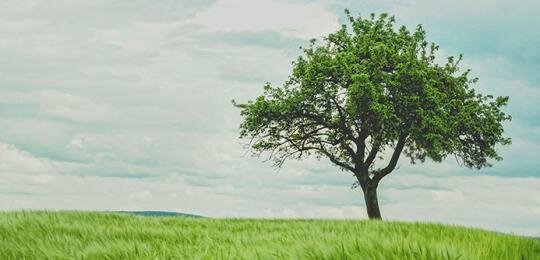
[350,131,368,178]
[276,133,355,172]
[372,134,408,183]
[317,146,356,172]
[364,139,382,168]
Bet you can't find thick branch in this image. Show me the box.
[364,139,382,168]
[372,134,407,183]
[352,129,369,177]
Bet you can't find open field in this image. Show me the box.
[0,211,538,259]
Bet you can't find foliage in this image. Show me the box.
[0,211,538,259]
[235,11,511,190]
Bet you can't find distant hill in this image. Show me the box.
[116,211,204,218]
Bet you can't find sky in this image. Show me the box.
[0,0,539,236]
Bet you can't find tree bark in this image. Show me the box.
[363,185,382,219]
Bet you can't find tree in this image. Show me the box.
[234,11,511,219]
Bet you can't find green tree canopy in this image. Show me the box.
[235,10,511,219]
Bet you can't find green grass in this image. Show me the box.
[0,211,538,259]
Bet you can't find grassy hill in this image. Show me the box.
[0,211,538,259]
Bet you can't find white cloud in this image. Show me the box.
[94,21,182,52]
[38,90,117,123]
[191,0,339,38]
[0,142,57,176]
[129,190,153,200]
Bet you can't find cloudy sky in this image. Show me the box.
[1,0,539,236]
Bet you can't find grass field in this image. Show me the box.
[0,211,538,259]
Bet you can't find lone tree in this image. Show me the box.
[234,11,511,219]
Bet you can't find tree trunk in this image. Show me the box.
[363,185,382,219]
